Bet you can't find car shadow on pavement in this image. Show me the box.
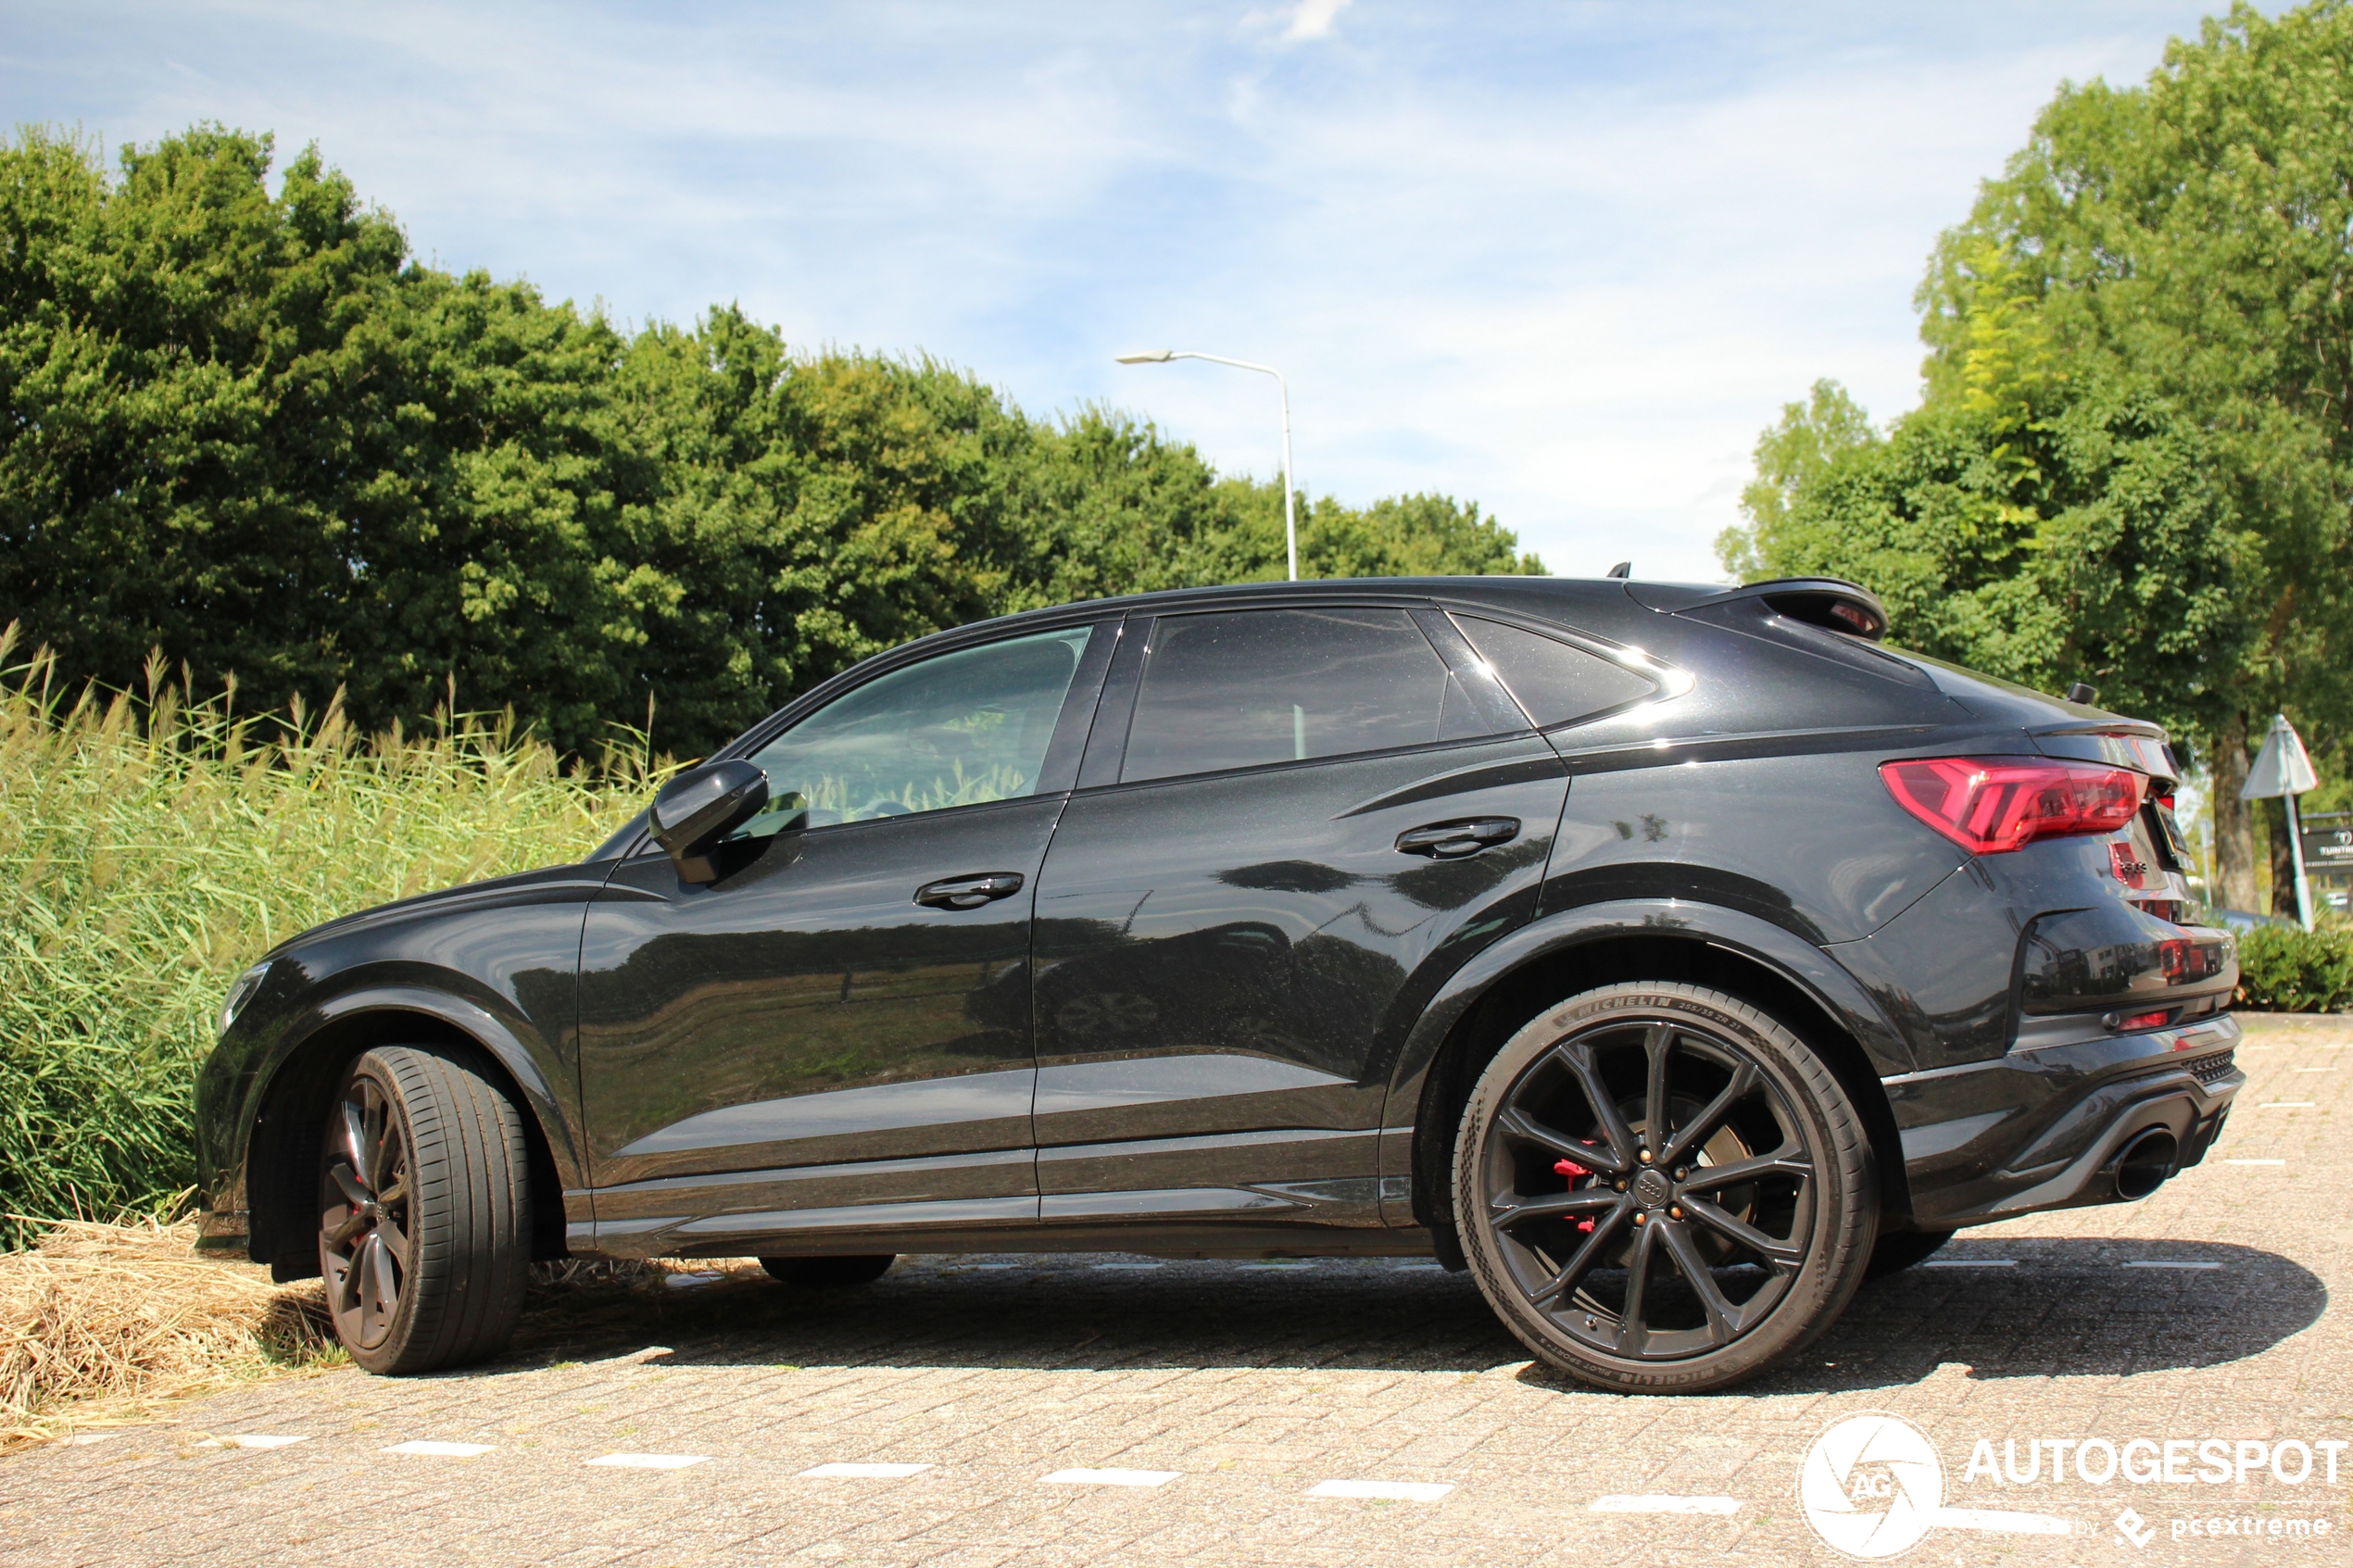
[1751,1236,2328,1394]
[475,1236,2323,1392]
[501,1257,1523,1377]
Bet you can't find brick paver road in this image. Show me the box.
[3,1014,2346,1567]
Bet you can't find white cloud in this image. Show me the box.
[4,1,2225,583]
[1283,0,1355,42]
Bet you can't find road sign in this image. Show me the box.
[2242,713,2318,799]
[2242,715,2321,928]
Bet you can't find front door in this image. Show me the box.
[577,622,1109,1256]
[1028,604,1567,1226]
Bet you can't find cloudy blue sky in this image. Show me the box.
[8,1,2233,581]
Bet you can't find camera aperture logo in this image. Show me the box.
[1800,1411,1944,1560]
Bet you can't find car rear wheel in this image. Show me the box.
[316,1046,531,1374]
[1865,1227,1956,1279]
[760,1255,896,1286]
[1453,982,1875,1393]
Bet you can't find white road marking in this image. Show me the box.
[1091,1262,1163,1270]
[585,1452,708,1469]
[1310,1479,1454,1501]
[1042,1467,1180,1486]
[2121,1261,2223,1270]
[1588,1494,1739,1514]
[383,1441,495,1458]
[2225,1158,2288,1166]
[2293,1066,2334,1073]
[799,1461,931,1478]
[1921,1259,2017,1267]
[1393,1262,1446,1270]
[663,1273,723,1289]
[1931,1506,2072,1535]
[208,1435,307,1449]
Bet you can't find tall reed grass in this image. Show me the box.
[0,630,660,1247]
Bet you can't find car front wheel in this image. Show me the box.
[1453,982,1876,1393]
[316,1045,531,1374]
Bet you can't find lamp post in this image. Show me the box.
[1115,350,1297,582]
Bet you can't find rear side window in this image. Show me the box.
[1453,615,1657,728]
[1122,608,1484,782]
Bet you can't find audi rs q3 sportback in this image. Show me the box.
[195,575,2242,1391]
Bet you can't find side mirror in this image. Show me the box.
[648,759,769,884]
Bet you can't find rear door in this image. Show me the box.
[1027,602,1567,1226]
[577,621,1113,1256]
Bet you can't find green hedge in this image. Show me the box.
[2234,921,2353,1013]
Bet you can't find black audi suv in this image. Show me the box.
[195,575,2242,1391]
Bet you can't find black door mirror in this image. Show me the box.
[649,759,769,884]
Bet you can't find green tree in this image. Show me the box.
[1918,0,2353,907]
[0,126,409,709]
[1718,379,1878,580]
[1741,376,2255,740]
[0,125,1543,762]
[1739,0,2353,909]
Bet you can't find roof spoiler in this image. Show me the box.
[1668,578,1890,642]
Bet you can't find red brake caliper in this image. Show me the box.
[1554,1142,1602,1233]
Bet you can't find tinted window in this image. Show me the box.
[736,626,1092,833]
[1453,615,1657,728]
[1122,608,1482,782]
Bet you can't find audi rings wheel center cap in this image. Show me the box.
[1633,1168,1673,1208]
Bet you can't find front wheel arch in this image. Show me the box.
[246,1010,568,1280]
[1409,933,1911,1248]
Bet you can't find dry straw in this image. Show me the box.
[0,1213,341,1449]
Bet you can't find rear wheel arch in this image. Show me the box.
[246,1008,568,1280]
[1409,932,1912,1245]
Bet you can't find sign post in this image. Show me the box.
[2240,713,2320,930]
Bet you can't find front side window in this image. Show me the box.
[735,626,1093,833]
[1121,608,1483,783]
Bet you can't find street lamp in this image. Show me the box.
[1115,350,1297,582]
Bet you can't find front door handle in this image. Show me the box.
[913,872,1026,910]
[1394,817,1520,859]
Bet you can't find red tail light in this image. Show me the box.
[1879,757,2145,854]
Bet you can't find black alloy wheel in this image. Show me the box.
[1454,983,1875,1392]
[760,1254,896,1287]
[321,1072,411,1354]
[316,1046,532,1374]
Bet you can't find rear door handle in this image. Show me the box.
[914,872,1026,910]
[1394,817,1520,859]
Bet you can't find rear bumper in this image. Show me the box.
[1884,1012,2242,1229]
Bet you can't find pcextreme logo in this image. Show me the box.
[1799,1411,1947,1559]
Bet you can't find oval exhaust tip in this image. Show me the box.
[2114,1128,2180,1200]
